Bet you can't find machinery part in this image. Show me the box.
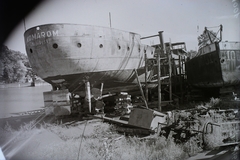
[202,121,240,147]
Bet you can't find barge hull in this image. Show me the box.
[186,42,240,88]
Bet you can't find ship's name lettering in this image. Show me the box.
[34,39,50,46]
[27,30,59,43]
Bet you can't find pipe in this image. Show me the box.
[85,82,91,113]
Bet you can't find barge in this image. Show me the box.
[186,25,240,98]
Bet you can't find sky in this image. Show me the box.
[4,0,240,53]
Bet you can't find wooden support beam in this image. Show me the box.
[158,31,165,111]
[134,69,148,109]
[168,42,172,101]
[179,55,182,75]
[145,53,148,102]
[140,34,159,40]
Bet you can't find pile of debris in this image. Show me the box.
[99,98,240,149]
[114,92,133,116]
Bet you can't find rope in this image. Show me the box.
[77,120,88,160]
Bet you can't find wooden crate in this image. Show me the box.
[128,108,167,130]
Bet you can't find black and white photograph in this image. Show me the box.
[0,0,240,159]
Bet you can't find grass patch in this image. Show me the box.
[1,120,192,160]
[1,98,237,159]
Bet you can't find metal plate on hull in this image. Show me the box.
[186,46,223,87]
[219,42,240,85]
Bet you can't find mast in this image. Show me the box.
[23,18,26,31]
[109,12,112,28]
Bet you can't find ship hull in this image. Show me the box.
[24,24,155,92]
[43,68,146,93]
[186,42,240,88]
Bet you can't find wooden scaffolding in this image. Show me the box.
[141,32,187,111]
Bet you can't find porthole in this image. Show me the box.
[221,59,225,63]
[99,44,103,48]
[118,45,121,50]
[53,43,58,49]
[77,43,82,48]
[30,48,33,53]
